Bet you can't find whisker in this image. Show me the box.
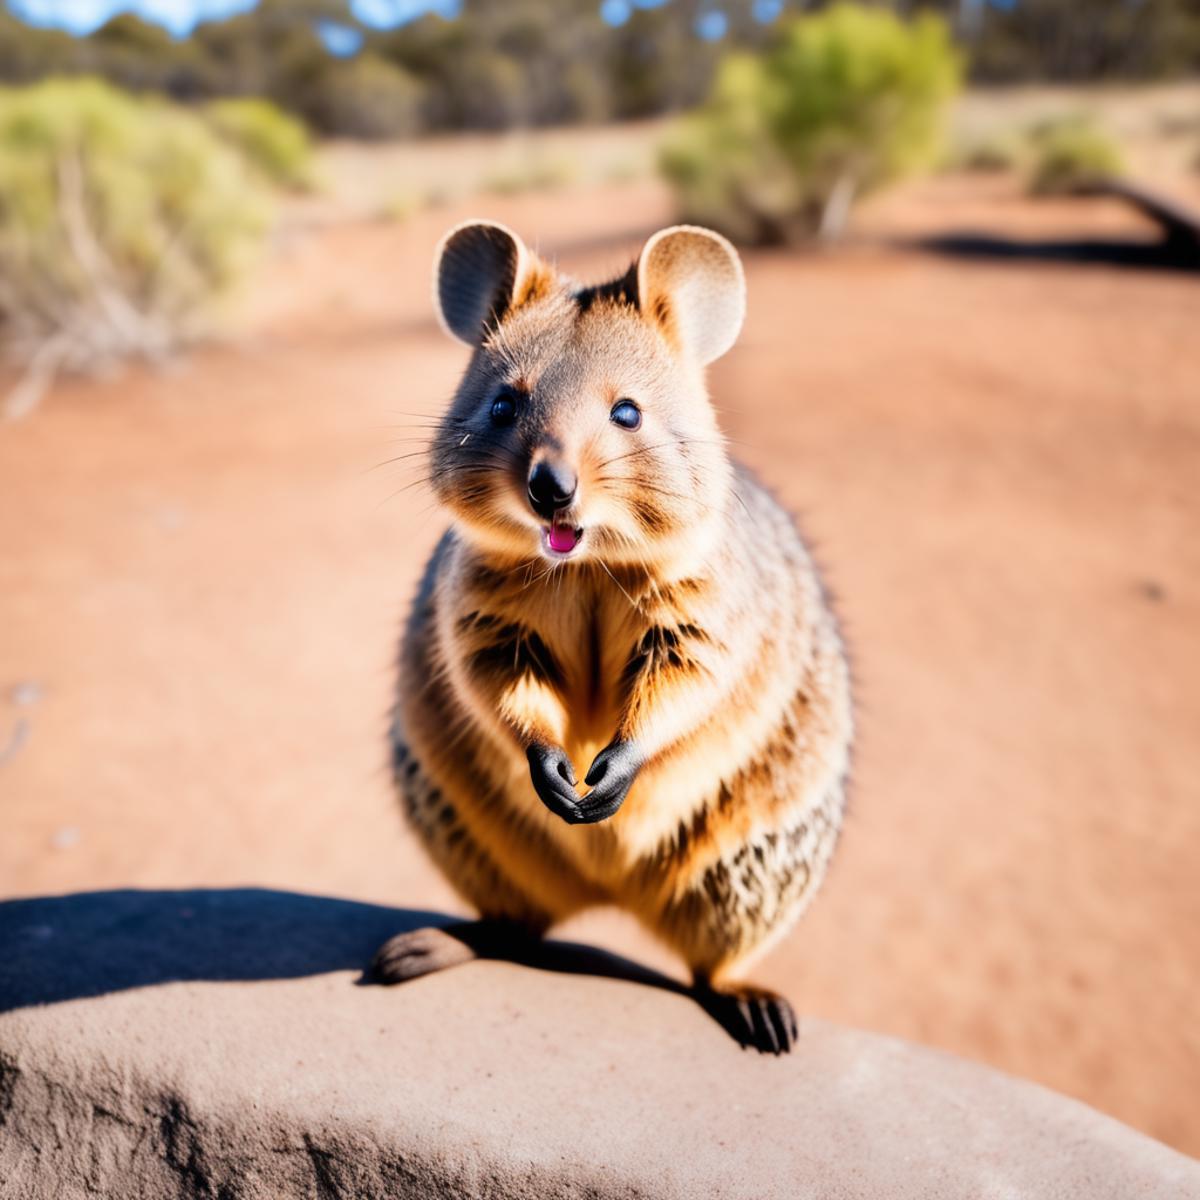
[591,476,727,514]
[593,438,709,471]
[368,449,435,473]
[386,410,466,422]
[597,558,639,611]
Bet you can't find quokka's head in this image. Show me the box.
[427,220,744,570]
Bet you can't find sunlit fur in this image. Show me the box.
[395,239,853,991]
[429,270,733,574]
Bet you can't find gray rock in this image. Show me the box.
[1,889,1195,1199]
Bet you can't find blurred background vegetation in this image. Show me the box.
[661,6,963,243]
[0,0,1198,410]
[1,0,1199,137]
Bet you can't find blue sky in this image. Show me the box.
[11,0,253,36]
[12,0,936,40]
[7,0,457,37]
[6,0,1022,38]
[4,0,695,37]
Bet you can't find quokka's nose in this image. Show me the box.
[527,460,577,520]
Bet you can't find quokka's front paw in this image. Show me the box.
[527,743,584,823]
[576,740,642,824]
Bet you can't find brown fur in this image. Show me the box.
[390,222,852,1011]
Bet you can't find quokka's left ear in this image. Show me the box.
[636,225,746,366]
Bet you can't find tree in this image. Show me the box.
[661,4,962,243]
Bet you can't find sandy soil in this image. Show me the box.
[2,167,1198,1153]
[276,82,1200,228]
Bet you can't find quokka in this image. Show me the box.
[375,221,852,1054]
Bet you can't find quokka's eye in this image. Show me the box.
[490,391,517,426]
[610,399,642,430]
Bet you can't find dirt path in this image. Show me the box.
[2,174,1197,1153]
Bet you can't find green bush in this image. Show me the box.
[0,77,270,416]
[302,54,425,141]
[947,128,1026,173]
[660,3,962,244]
[1027,116,1125,195]
[205,96,313,190]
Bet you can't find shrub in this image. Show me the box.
[437,49,529,132]
[302,54,425,141]
[1026,116,1125,195]
[0,77,269,417]
[376,191,420,224]
[947,128,1026,173]
[205,97,313,190]
[482,155,578,196]
[660,3,962,245]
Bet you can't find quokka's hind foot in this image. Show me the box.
[371,926,475,984]
[371,919,539,985]
[694,978,799,1055]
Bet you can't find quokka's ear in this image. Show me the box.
[433,220,542,346]
[636,225,746,366]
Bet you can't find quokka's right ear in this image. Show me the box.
[433,220,541,346]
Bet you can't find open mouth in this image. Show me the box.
[541,522,583,559]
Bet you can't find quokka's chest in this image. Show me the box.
[450,579,641,711]
[519,598,642,729]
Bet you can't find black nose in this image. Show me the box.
[527,460,577,519]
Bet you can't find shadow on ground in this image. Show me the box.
[911,232,1200,272]
[0,888,688,1015]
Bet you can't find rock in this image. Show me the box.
[0,889,1195,1199]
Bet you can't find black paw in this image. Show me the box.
[527,743,583,823]
[696,983,799,1055]
[576,740,642,824]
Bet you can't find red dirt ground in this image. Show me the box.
[2,172,1198,1153]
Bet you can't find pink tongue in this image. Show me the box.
[548,525,579,553]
